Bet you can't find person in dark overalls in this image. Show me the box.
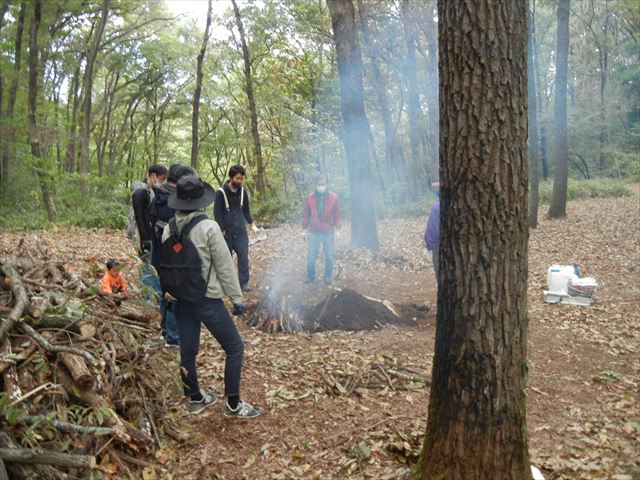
[213,165,259,292]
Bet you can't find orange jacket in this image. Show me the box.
[101,270,128,294]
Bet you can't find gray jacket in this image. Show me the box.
[162,211,243,305]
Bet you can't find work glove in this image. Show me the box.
[140,240,152,258]
[232,303,246,315]
[251,224,260,233]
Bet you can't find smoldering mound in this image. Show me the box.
[248,287,425,333]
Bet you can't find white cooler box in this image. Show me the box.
[544,265,597,306]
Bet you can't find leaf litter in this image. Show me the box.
[0,189,638,479]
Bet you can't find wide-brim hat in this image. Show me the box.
[168,175,215,210]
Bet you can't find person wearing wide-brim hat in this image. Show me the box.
[161,175,262,418]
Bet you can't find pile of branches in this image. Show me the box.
[0,245,185,478]
[246,287,305,333]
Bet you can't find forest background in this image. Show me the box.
[0,0,637,231]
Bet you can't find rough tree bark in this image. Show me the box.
[0,2,26,202]
[548,0,570,219]
[79,0,111,194]
[326,0,379,250]
[27,0,56,221]
[191,0,213,170]
[231,0,266,196]
[415,1,532,478]
[528,9,540,229]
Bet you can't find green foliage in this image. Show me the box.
[538,178,632,203]
[253,193,302,224]
[0,0,637,231]
[0,194,128,231]
[0,392,27,426]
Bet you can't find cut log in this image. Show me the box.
[117,304,158,324]
[79,321,97,339]
[0,448,96,469]
[59,352,94,389]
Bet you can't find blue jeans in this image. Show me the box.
[140,263,179,344]
[307,232,334,283]
[173,298,244,400]
[432,248,440,279]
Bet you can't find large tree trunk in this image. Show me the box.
[65,64,81,173]
[422,1,439,188]
[548,0,570,219]
[531,6,549,181]
[27,0,56,222]
[190,0,213,170]
[79,0,111,194]
[528,10,540,229]
[231,0,266,196]
[0,1,26,203]
[401,0,430,195]
[356,0,409,201]
[327,0,379,250]
[597,0,610,173]
[415,1,532,478]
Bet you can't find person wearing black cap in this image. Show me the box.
[149,163,196,349]
[161,175,262,417]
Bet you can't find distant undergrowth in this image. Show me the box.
[538,178,632,203]
[0,199,128,232]
[0,178,633,232]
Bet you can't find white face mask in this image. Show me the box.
[316,186,327,194]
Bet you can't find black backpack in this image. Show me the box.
[159,213,211,302]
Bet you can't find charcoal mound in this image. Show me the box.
[305,288,414,332]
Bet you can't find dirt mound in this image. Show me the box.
[304,288,416,332]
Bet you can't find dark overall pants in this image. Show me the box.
[226,233,250,288]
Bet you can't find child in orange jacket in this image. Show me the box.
[101,259,128,294]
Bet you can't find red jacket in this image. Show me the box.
[303,191,341,233]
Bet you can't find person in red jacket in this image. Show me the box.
[302,174,341,285]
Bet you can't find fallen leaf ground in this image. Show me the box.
[2,189,637,480]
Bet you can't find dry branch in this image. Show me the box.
[18,322,97,367]
[0,259,29,341]
[0,448,96,469]
[1,414,117,437]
